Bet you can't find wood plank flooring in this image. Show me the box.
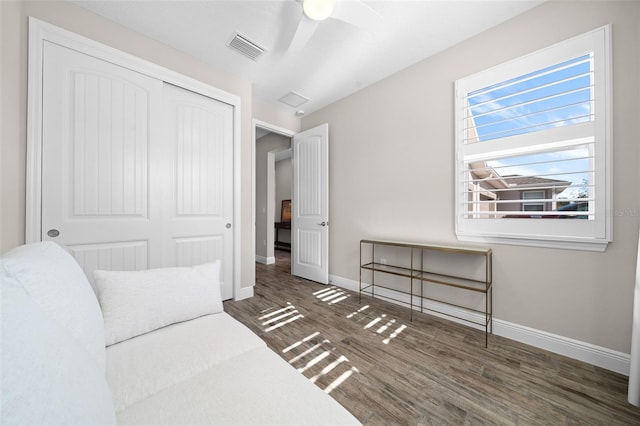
[223,250,640,425]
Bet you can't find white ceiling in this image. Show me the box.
[71,0,544,116]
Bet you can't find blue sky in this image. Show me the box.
[467,54,593,200]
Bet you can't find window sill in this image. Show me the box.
[456,233,609,252]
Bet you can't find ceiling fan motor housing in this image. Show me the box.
[303,0,335,21]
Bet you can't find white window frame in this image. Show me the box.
[454,25,612,252]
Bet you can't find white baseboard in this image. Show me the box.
[255,255,275,265]
[493,318,630,375]
[234,285,254,301]
[329,274,631,376]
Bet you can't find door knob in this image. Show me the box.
[47,229,60,238]
[317,221,327,227]
[226,223,232,229]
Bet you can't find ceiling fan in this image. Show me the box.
[287,0,381,51]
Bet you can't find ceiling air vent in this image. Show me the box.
[278,91,309,108]
[228,32,265,61]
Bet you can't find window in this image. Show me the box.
[523,191,545,213]
[455,26,611,251]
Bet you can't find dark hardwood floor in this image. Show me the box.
[224,250,640,425]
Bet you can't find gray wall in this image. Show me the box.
[302,1,640,353]
[255,133,291,259]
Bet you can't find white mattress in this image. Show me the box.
[116,346,360,426]
[106,312,360,425]
[106,313,266,412]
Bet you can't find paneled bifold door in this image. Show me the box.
[41,41,234,299]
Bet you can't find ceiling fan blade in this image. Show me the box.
[332,0,381,30]
[288,17,320,51]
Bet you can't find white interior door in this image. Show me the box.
[292,123,329,284]
[163,83,234,299]
[40,41,234,298]
[41,41,164,281]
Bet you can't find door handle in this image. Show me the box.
[317,221,328,227]
[47,229,60,238]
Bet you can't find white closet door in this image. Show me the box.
[163,83,234,300]
[41,42,234,299]
[41,41,164,283]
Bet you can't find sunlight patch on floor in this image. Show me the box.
[364,314,385,330]
[282,331,320,354]
[348,307,408,345]
[282,332,359,394]
[297,350,331,373]
[309,355,348,383]
[328,294,348,305]
[376,318,396,334]
[258,302,304,332]
[287,341,327,365]
[346,305,370,319]
[383,324,407,344]
[259,303,294,320]
[312,286,350,305]
[324,367,359,394]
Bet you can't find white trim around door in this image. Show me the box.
[251,119,296,272]
[27,17,243,300]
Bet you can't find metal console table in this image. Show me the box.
[359,239,493,347]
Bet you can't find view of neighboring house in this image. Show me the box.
[467,161,572,218]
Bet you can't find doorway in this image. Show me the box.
[253,120,330,285]
[253,121,295,268]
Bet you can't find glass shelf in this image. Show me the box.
[359,239,493,347]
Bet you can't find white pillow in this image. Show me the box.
[94,261,222,346]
